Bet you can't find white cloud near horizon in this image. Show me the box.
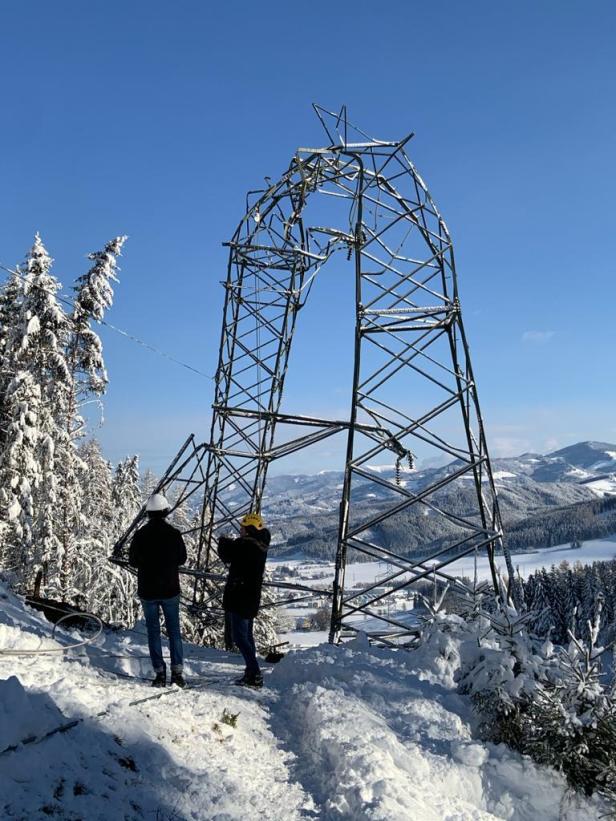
[521,330,556,343]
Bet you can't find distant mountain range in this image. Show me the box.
[222,441,616,559]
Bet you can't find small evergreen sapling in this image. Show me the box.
[524,597,616,802]
[437,586,616,809]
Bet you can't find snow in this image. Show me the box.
[565,467,592,478]
[584,476,616,496]
[0,583,607,819]
[25,315,40,336]
[271,536,616,593]
[365,463,415,474]
[7,498,21,521]
[279,629,329,647]
[448,537,616,581]
[0,676,65,753]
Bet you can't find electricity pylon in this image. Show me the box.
[113,106,516,646]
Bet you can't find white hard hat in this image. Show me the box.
[146,493,170,513]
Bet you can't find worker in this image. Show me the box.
[129,493,187,688]
[217,512,271,687]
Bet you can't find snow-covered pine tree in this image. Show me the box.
[73,438,114,612]
[563,568,580,639]
[0,236,72,593]
[600,563,616,642]
[0,268,24,455]
[456,600,557,752]
[452,589,616,804]
[102,455,142,624]
[69,236,127,397]
[0,372,42,579]
[547,564,568,643]
[54,237,127,600]
[578,565,598,641]
[529,573,554,637]
[111,455,142,539]
[140,468,159,500]
[525,597,616,802]
[73,442,138,626]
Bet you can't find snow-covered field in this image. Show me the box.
[0,583,607,820]
[273,536,616,591]
[275,537,616,647]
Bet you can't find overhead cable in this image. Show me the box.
[0,262,213,381]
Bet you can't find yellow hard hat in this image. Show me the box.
[240,512,264,530]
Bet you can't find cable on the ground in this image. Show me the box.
[0,597,235,666]
[0,611,103,656]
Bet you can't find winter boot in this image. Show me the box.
[170,670,186,688]
[151,670,166,688]
[237,672,263,689]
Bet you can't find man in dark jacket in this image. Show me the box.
[129,493,187,687]
[217,512,270,688]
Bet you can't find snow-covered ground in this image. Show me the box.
[0,583,607,820]
[272,535,616,591]
[276,537,616,647]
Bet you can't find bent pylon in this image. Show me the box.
[113,106,516,646]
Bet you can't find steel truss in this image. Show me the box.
[113,106,516,647]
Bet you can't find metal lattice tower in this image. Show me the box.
[113,106,516,646]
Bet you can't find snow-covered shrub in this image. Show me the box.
[426,588,616,808]
[456,605,554,750]
[521,601,616,802]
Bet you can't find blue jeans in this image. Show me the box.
[141,595,183,673]
[230,612,260,677]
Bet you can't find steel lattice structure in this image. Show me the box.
[114,106,516,646]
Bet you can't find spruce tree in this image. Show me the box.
[69,236,127,396]
[141,468,159,500]
[0,235,71,593]
[55,236,127,599]
[112,455,142,539]
[0,372,42,578]
[100,455,142,624]
[530,574,554,637]
[73,438,114,608]
[0,268,24,455]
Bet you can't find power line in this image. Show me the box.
[0,262,213,381]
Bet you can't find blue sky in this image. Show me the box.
[0,1,614,474]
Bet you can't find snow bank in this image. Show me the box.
[269,640,605,820]
[0,676,65,752]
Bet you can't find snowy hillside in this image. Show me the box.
[229,441,616,521]
[234,441,616,559]
[0,583,607,820]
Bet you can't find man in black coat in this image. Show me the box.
[129,493,187,687]
[217,512,270,687]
